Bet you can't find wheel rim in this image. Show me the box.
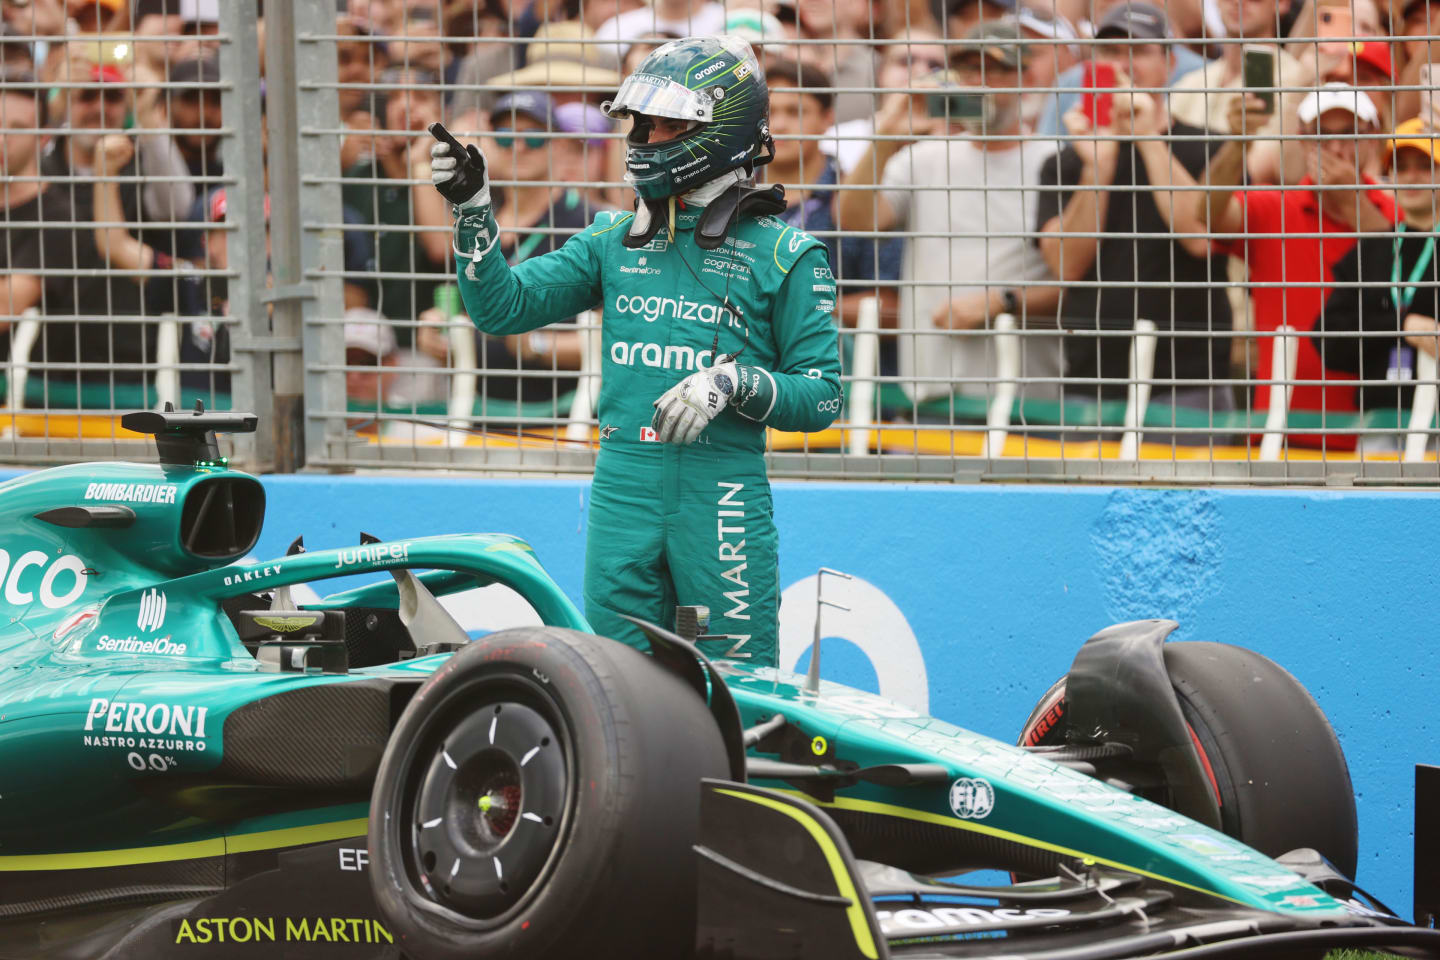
[407,690,568,921]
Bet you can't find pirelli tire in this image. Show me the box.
[1018,641,1358,878]
[367,626,730,960]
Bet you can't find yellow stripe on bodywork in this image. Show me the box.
[780,790,1245,906]
[715,788,878,959]
[0,818,368,871]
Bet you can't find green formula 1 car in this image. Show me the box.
[0,408,1436,960]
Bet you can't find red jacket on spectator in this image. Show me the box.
[1215,177,1397,448]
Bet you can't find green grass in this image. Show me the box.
[1325,951,1406,960]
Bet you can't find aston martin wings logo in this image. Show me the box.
[253,614,323,633]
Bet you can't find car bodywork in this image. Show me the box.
[0,411,1436,959]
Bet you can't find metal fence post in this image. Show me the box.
[290,0,349,468]
[262,0,310,472]
[217,0,270,471]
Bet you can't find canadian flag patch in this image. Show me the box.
[639,427,659,442]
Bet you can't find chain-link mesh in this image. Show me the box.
[4,0,1440,482]
[0,1,263,464]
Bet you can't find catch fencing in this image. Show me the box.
[1,0,1438,484]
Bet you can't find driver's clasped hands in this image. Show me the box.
[651,356,741,444]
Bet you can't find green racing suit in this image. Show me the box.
[453,203,842,666]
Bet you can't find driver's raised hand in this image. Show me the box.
[430,136,492,210]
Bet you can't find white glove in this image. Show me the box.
[430,140,491,211]
[651,356,739,444]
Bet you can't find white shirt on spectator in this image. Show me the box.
[880,138,1062,404]
[592,4,727,59]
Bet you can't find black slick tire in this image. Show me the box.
[1163,641,1358,878]
[1018,641,1358,878]
[368,626,730,960]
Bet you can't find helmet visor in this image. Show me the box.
[606,73,715,123]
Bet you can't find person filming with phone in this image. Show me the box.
[1034,1,1234,441]
[837,19,1064,413]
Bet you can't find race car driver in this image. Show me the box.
[429,36,842,667]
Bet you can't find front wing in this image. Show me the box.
[696,779,1440,960]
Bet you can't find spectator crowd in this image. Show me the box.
[2,0,1440,452]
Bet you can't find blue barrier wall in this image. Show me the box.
[3,468,1432,914]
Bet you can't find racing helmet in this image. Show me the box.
[602,35,772,201]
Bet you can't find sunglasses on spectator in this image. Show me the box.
[492,126,547,150]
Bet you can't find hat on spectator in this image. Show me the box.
[1015,6,1081,56]
[956,19,1029,70]
[345,309,399,360]
[1351,39,1393,80]
[554,101,614,146]
[483,22,621,91]
[1387,116,1440,167]
[1094,1,1171,39]
[491,90,555,127]
[1297,82,1380,126]
[171,55,220,88]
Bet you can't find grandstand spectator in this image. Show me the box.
[1303,0,1384,59]
[792,0,885,123]
[1167,0,1311,184]
[820,28,948,174]
[66,0,126,34]
[338,17,390,173]
[554,100,618,211]
[344,307,447,415]
[40,58,130,221]
[448,4,514,119]
[1309,118,1440,443]
[1032,2,1210,140]
[92,138,244,399]
[934,0,1013,40]
[579,0,645,32]
[413,92,607,405]
[591,0,725,60]
[1,1,65,43]
[840,21,1065,408]
[1014,5,1080,132]
[1180,85,1396,448]
[0,24,36,72]
[767,58,903,369]
[386,7,457,82]
[1395,0,1440,124]
[1260,39,1397,185]
[1035,3,1234,433]
[343,66,449,335]
[102,52,224,292]
[2,82,152,394]
[1,81,64,338]
[480,21,622,106]
[94,136,375,397]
